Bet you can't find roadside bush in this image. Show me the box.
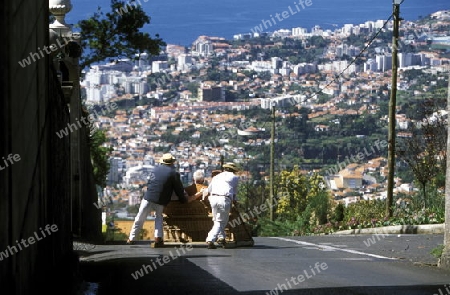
[257,216,311,237]
[257,187,444,236]
[333,203,345,222]
[343,199,386,229]
[389,207,444,225]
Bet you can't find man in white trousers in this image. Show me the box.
[205,162,240,249]
[127,153,188,248]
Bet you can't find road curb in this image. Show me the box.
[332,223,444,235]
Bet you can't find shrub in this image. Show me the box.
[343,199,386,229]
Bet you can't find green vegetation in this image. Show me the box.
[88,128,113,188]
[431,244,445,259]
[102,223,127,242]
[397,86,447,209]
[99,66,447,236]
[81,7,449,237]
[236,159,445,237]
[78,0,165,189]
[77,0,165,69]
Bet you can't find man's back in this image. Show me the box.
[208,171,239,201]
[145,165,185,205]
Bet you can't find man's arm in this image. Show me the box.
[173,172,188,203]
[186,190,204,203]
[184,183,206,202]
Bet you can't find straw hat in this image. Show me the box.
[159,153,176,165]
[223,162,240,172]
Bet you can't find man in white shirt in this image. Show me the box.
[205,162,240,249]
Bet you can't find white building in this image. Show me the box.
[364,59,378,72]
[375,55,392,72]
[193,39,213,56]
[177,54,192,71]
[123,164,156,186]
[271,57,282,69]
[152,61,168,73]
[293,63,316,75]
[342,24,354,35]
[292,27,308,37]
[251,61,272,72]
[136,52,150,69]
[108,157,125,185]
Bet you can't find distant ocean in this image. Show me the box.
[66,0,449,46]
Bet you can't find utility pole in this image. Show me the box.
[386,0,402,218]
[269,102,276,221]
[440,69,450,269]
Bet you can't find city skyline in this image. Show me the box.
[67,0,450,46]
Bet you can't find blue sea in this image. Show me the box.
[66,0,449,46]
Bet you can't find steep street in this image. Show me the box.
[75,234,450,295]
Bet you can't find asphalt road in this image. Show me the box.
[75,234,450,295]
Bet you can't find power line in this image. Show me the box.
[296,14,395,102]
[257,14,395,130]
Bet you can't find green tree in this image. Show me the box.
[88,128,113,188]
[397,99,447,209]
[309,36,328,48]
[185,82,199,98]
[257,167,332,236]
[276,166,328,222]
[77,0,165,68]
[275,167,307,220]
[77,1,163,188]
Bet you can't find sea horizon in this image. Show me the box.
[67,0,449,46]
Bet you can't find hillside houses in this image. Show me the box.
[92,11,450,210]
[324,157,415,206]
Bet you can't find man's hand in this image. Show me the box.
[201,188,209,201]
[183,191,193,203]
[186,191,203,203]
[194,191,202,200]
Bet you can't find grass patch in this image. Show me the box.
[430,244,444,259]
